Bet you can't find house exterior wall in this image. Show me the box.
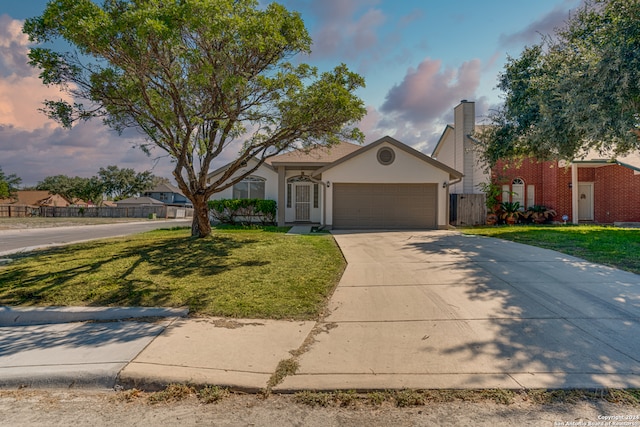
[320,141,451,228]
[433,128,460,193]
[592,165,640,222]
[494,157,640,223]
[494,158,569,220]
[207,160,278,202]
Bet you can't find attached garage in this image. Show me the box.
[333,183,437,229]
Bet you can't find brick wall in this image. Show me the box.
[494,158,566,221]
[593,165,640,222]
[494,159,640,223]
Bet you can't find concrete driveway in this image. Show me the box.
[278,230,640,390]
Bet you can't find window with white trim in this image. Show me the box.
[526,184,535,209]
[233,176,266,199]
[502,178,535,209]
[511,178,525,208]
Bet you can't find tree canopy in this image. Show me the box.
[97,165,154,201]
[0,167,22,199]
[481,0,640,166]
[36,165,159,203]
[36,175,95,202]
[24,0,366,237]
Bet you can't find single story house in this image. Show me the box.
[207,135,463,229]
[0,190,73,207]
[143,183,193,208]
[432,100,640,224]
[115,196,165,207]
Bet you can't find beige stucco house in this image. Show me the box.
[207,135,463,229]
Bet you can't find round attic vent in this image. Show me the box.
[377,147,395,165]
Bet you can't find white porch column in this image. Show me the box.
[277,166,286,227]
[571,162,579,224]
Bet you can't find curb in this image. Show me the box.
[0,306,189,326]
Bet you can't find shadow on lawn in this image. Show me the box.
[0,234,263,308]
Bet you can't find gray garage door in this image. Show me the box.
[333,183,437,229]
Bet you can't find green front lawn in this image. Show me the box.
[461,225,640,274]
[0,227,346,319]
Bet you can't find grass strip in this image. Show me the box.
[461,225,640,274]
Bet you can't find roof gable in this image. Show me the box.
[208,156,276,180]
[313,135,463,179]
[431,124,454,158]
[0,191,72,206]
[146,182,185,196]
[270,141,362,166]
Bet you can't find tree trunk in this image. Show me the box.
[191,195,212,238]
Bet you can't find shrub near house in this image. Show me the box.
[209,199,277,225]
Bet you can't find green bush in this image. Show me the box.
[208,199,276,225]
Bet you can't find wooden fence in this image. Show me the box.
[449,193,486,226]
[0,205,37,218]
[0,204,193,219]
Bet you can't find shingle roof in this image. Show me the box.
[269,141,363,165]
[575,150,640,172]
[146,182,185,196]
[0,191,71,206]
[115,196,165,206]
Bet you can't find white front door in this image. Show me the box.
[295,184,311,221]
[578,183,594,221]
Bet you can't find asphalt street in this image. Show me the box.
[0,219,192,256]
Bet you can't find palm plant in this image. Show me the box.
[500,201,522,224]
[527,205,557,224]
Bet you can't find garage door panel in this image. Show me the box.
[333,183,437,229]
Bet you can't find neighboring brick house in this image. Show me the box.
[434,100,640,225]
[496,155,640,224]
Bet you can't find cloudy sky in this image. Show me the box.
[0,0,582,186]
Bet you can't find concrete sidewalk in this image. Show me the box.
[3,231,640,391]
[0,307,187,389]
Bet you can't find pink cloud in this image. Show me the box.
[0,14,31,77]
[380,58,482,124]
[499,1,582,47]
[311,8,385,59]
[285,0,386,63]
[0,16,73,131]
[0,16,177,185]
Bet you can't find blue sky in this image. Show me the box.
[0,0,582,185]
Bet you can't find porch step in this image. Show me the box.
[287,225,313,234]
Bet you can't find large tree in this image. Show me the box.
[97,165,154,200]
[24,0,366,237]
[481,0,640,166]
[37,175,91,201]
[0,167,22,199]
